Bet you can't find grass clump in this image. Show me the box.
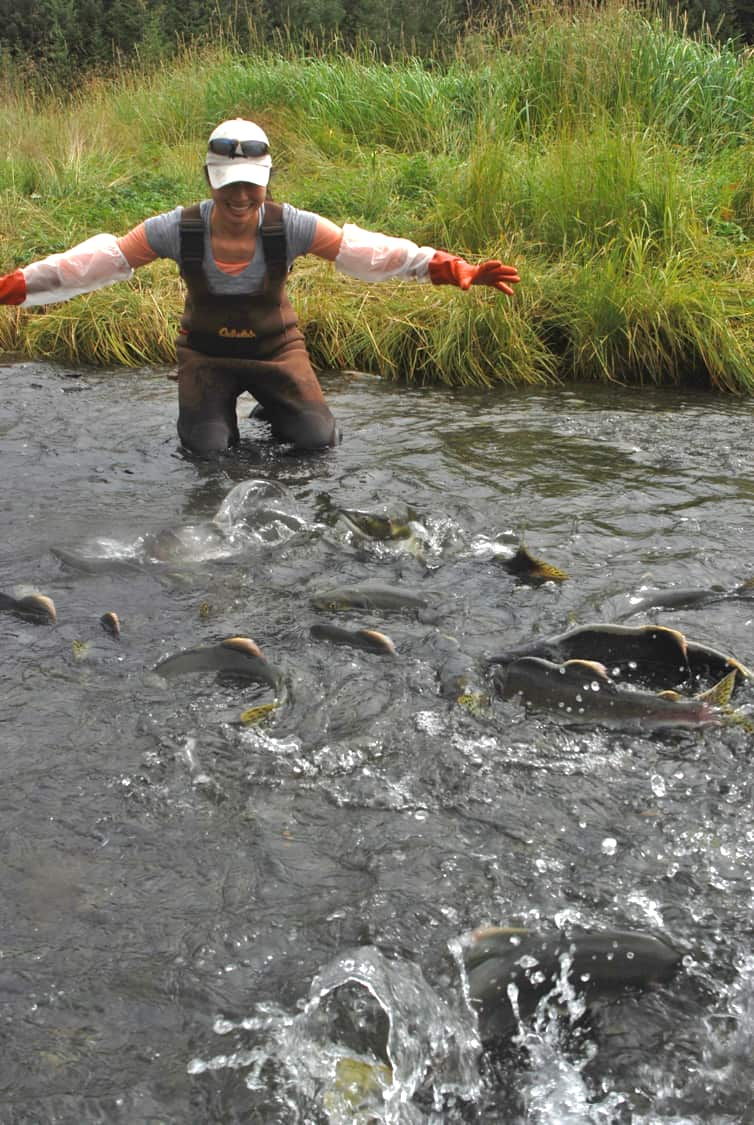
[292,258,555,386]
[1,2,754,392]
[541,241,754,391]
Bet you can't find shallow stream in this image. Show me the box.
[1,359,753,1123]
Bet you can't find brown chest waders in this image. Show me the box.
[175,201,336,454]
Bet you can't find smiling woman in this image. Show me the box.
[0,116,520,456]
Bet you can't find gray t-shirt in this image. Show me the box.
[144,200,319,295]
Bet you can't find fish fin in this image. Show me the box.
[640,624,688,656]
[15,593,57,624]
[456,691,490,715]
[357,629,397,654]
[561,658,612,682]
[338,508,412,542]
[502,545,568,583]
[729,657,754,680]
[239,702,278,725]
[721,712,754,732]
[100,611,121,638]
[696,669,737,707]
[471,925,531,941]
[657,690,682,701]
[324,1056,393,1114]
[221,636,265,659]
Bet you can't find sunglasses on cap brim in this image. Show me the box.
[208,138,270,158]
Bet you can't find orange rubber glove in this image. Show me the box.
[0,269,26,305]
[428,251,520,295]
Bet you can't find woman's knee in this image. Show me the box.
[272,404,338,449]
[178,416,239,456]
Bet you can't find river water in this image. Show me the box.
[1,358,753,1124]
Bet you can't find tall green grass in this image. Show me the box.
[1,0,754,391]
[493,3,754,150]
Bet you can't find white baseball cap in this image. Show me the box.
[205,119,272,190]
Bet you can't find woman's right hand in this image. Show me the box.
[0,270,26,305]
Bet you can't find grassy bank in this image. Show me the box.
[1,0,754,391]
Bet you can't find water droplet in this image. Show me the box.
[519,955,540,969]
[651,774,666,797]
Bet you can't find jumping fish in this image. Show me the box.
[489,623,691,688]
[310,924,682,1067]
[310,623,397,655]
[337,508,416,543]
[153,636,281,691]
[464,925,681,1044]
[310,584,430,614]
[494,656,715,727]
[498,546,568,584]
[0,592,57,624]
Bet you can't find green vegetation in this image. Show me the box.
[0,0,751,89]
[2,1,754,391]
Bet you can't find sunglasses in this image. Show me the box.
[208,138,270,159]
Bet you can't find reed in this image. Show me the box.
[291,259,556,386]
[1,2,754,391]
[540,238,754,392]
[0,263,181,365]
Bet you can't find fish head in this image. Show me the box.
[310,592,350,611]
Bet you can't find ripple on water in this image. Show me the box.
[2,365,754,1121]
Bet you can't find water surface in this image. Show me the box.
[1,359,753,1123]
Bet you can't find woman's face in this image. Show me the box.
[210,180,267,229]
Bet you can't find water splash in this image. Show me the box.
[631,954,754,1123]
[511,952,629,1124]
[187,946,481,1123]
[212,478,306,546]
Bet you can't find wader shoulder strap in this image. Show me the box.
[260,201,288,282]
[179,203,205,280]
[179,200,289,283]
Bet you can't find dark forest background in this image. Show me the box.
[2,0,753,88]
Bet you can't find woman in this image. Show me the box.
[0,118,520,454]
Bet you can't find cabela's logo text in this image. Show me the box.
[219,326,257,338]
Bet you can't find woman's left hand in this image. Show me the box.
[428,251,520,295]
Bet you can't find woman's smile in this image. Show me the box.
[211,183,266,230]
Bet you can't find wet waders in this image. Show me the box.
[176,202,336,455]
